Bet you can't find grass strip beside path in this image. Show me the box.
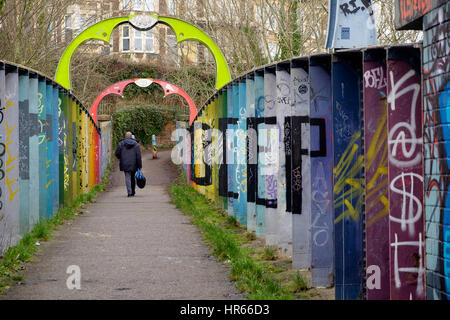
[169,171,302,300]
[0,164,113,295]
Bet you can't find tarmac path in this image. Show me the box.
[1,149,241,300]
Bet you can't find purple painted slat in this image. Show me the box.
[363,50,390,299]
[310,56,334,288]
[387,47,425,300]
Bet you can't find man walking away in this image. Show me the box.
[115,131,142,197]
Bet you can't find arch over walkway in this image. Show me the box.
[89,78,198,126]
[55,15,231,91]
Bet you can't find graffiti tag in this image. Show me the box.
[340,0,374,16]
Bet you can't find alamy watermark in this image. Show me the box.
[170,127,281,176]
[66,265,81,290]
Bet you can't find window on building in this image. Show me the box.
[268,15,277,32]
[122,26,130,51]
[268,43,277,60]
[65,15,73,41]
[216,0,226,12]
[248,3,255,21]
[75,14,86,36]
[167,30,177,51]
[103,44,111,55]
[65,15,72,29]
[78,14,86,29]
[186,0,196,10]
[122,0,131,10]
[268,4,280,32]
[134,30,143,51]
[167,29,178,64]
[168,0,176,15]
[144,0,154,11]
[134,0,143,11]
[145,30,154,52]
[86,14,97,26]
[256,5,264,23]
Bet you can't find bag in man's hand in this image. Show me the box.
[136,168,146,189]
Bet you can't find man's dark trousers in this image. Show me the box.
[124,171,136,196]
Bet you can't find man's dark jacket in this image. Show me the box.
[115,138,142,172]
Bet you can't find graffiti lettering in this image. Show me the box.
[366,265,381,289]
[4,97,19,202]
[0,96,4,212]
[292,166,302,192]
[364,67,387,89]
[334,101,352,139]
[389,172,423,235]
[399,0,434,21]
[365,105,389,227]
[311,162,331,247]
[0,95,4,211]
[37,93,46,145]
[340,0,374,16]
[391,232,425,296]
[388,70,422,168]
[422,8,450,299]
[388,56,424,299]
[334,131,364,223]
[57,98,64,147]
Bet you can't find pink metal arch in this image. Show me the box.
[89,78,198,125]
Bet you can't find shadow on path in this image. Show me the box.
[1,150,242,300]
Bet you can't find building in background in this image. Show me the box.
[62,0,179,64]
[60,0,286,69]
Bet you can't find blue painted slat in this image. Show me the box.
[276,63,293,258]
[28,76,40,228]
[237,80,247,226]
[52,86,60,214]
[309,57,334,287]
[264,67,278,246]
[46,82,54,218]
[246,76,256,232]
[18,71,30,235]
[232,83,240,220]
[0,64,5,253]
[255,71,266,238]
[4,65,20,247]
[226,85,235,217]
[332,54,364,300]
[38,78,47,219]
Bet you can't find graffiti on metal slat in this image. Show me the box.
[422,9,450,299]
[311,162,331,247]
[387,60,425,299]
[399,0,435,22]
[364,66,387,90]
[58,98,63,147]
[186,118,328,210]
[334,131,364,223]
[309,63,333,288]
[364,59,390,299]
[340,0,374,16]
[4,98,18,202]
[0,98,4,211]
[37,93,47,145]
[72,122,77,172]
[388,70,422,168]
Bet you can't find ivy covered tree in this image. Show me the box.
[112,106,172,148]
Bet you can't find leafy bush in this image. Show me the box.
[112,106,173,147]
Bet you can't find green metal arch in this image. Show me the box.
[54,14,231,91]
[156,16,231,91]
